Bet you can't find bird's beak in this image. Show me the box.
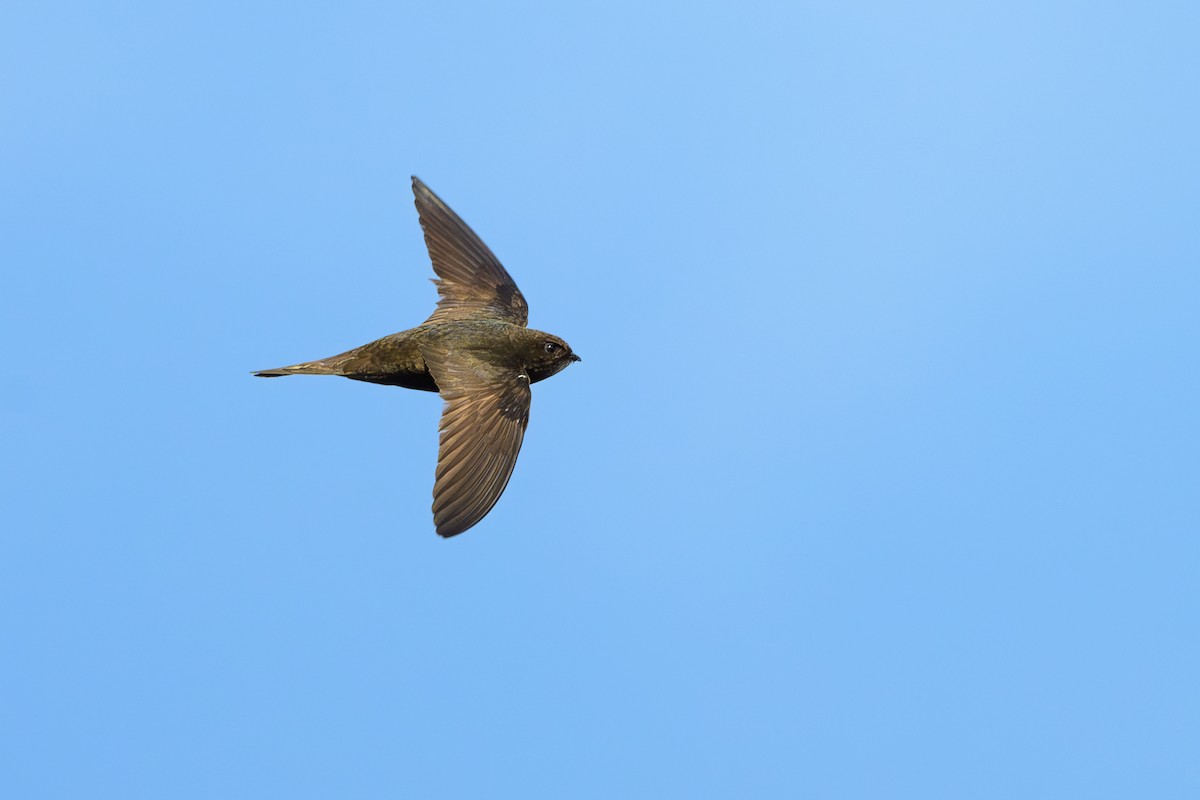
[570,354,582,362]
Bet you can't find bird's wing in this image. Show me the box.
[412,176,529,327]
[420,342,531,538]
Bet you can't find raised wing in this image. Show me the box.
[420,342,531,537]
[412,176,529,326]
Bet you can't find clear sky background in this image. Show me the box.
[2,2,1197,797]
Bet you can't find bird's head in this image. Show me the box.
[525,334,581,383]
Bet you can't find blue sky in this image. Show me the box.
[2,1,1197,797]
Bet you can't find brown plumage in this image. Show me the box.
[254,177,580,537]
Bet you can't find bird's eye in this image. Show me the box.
[544,342,559,353]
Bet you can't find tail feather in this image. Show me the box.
[252,359,343,378]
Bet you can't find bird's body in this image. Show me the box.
[254,177,579,537]
[255,320,574,391]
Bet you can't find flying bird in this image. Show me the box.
[254,177,580,537]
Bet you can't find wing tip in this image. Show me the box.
[412,175,432,197]
[435,520,470,538]
[412,175,428,204]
